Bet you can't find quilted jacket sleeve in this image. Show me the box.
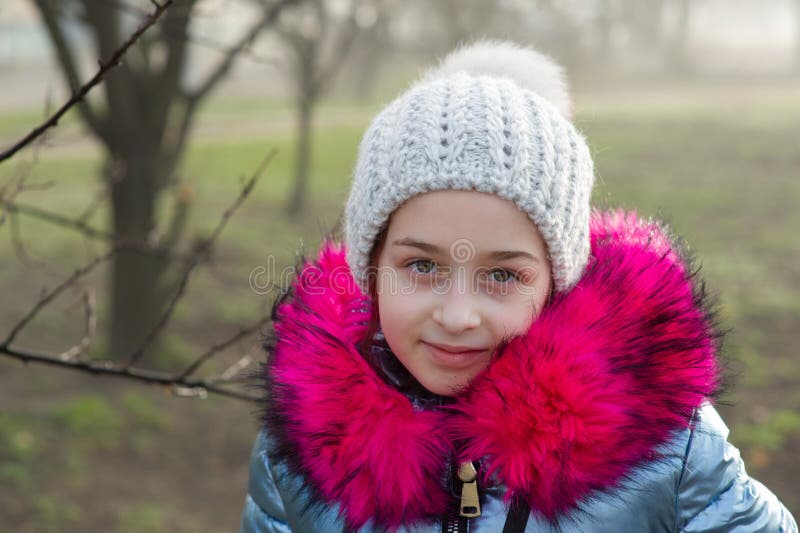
[676,404,797,533]
[240,431,293,533]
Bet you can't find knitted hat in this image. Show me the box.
[344,40,595,293]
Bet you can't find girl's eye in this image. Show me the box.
[407,259,437,274]
[488,268,518,283]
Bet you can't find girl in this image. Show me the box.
[241,41,797,532]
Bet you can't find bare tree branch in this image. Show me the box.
[0,144,278,401]
[82,1,140,129]
[8,180,55,193]
[0,110,55,227]
[99,0,153,18]
[215,353,256,383]
[314,0,362,94]
[158,188,191,251]
[59,289,96,362]
[187,0,299,105]
[1,250,115,348]
[1,198,196,263]
[90,0,281,65]
[177,316,269,379]
[31,0,107,140]
[0,343,260,403]
[76,182,114,225]
[151,0,197,141]
[2,200,113,240]
[0,0,173,164]
[1,0,291,403]
[122,148,277,368]
[9,211,35,266]
[185,32,282,66]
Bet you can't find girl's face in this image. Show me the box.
[374,190,552,396]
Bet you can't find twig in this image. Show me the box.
[176,316,269,379]
[187,0,298,104]
[76,181,115,225]
[185,32,282,67]
[1,198,195,262]
[9,212,34,266]
[1,250,115,348]
[4,180,55,194]
[0,142,52,227]
[59,289,96,362]
[3,200,113,240]
[0,343,259,403]
[0,0,174,164]
[218,354,255,382]
[123,148,277,368]
[315,0,362,93]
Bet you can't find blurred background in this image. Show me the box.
[1,0,798,531]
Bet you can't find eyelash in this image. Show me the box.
[404,259,521,283]
[406,259,437,274]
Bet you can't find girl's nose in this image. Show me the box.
[432,280,481,333]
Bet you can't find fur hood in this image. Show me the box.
[261,211,722,531]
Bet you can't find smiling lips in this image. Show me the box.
[427,342,485,353]
[423,341,489,368]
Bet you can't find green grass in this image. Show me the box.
[35,495,84,533]
[733,409,800,451]
[117,502,168,533]
[0,388,187,531]
[0,414,40,462]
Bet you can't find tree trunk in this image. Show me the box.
[350,26,385,103]
[108,147,168,357]
[286,95,313,218]
[667,0,692,73]
[796,0,800,73]
[593,0,614,65]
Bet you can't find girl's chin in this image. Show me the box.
[415,361,489,396]
[416,372,474,397]
[391,344,491,396]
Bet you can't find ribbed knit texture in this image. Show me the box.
[344,42,595,292]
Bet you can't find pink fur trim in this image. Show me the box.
[266,211,720,528]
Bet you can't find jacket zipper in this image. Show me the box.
[442,460,480,533]
[443,510,468,533]
[457,461,481,518]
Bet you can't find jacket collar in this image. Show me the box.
[262,210,721,530]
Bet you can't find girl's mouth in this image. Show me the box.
[422,341,488,368]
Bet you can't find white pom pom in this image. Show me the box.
[424,40,572,118]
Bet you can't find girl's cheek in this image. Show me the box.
[505,304,536,334]
[485,291,543,332]
[513,266,540,287]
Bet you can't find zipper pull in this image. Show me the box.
[457,461,481,518]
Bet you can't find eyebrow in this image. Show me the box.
[391,237,540,262]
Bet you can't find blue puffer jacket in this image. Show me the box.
[241,216,797,532]
[242,404,796,532]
